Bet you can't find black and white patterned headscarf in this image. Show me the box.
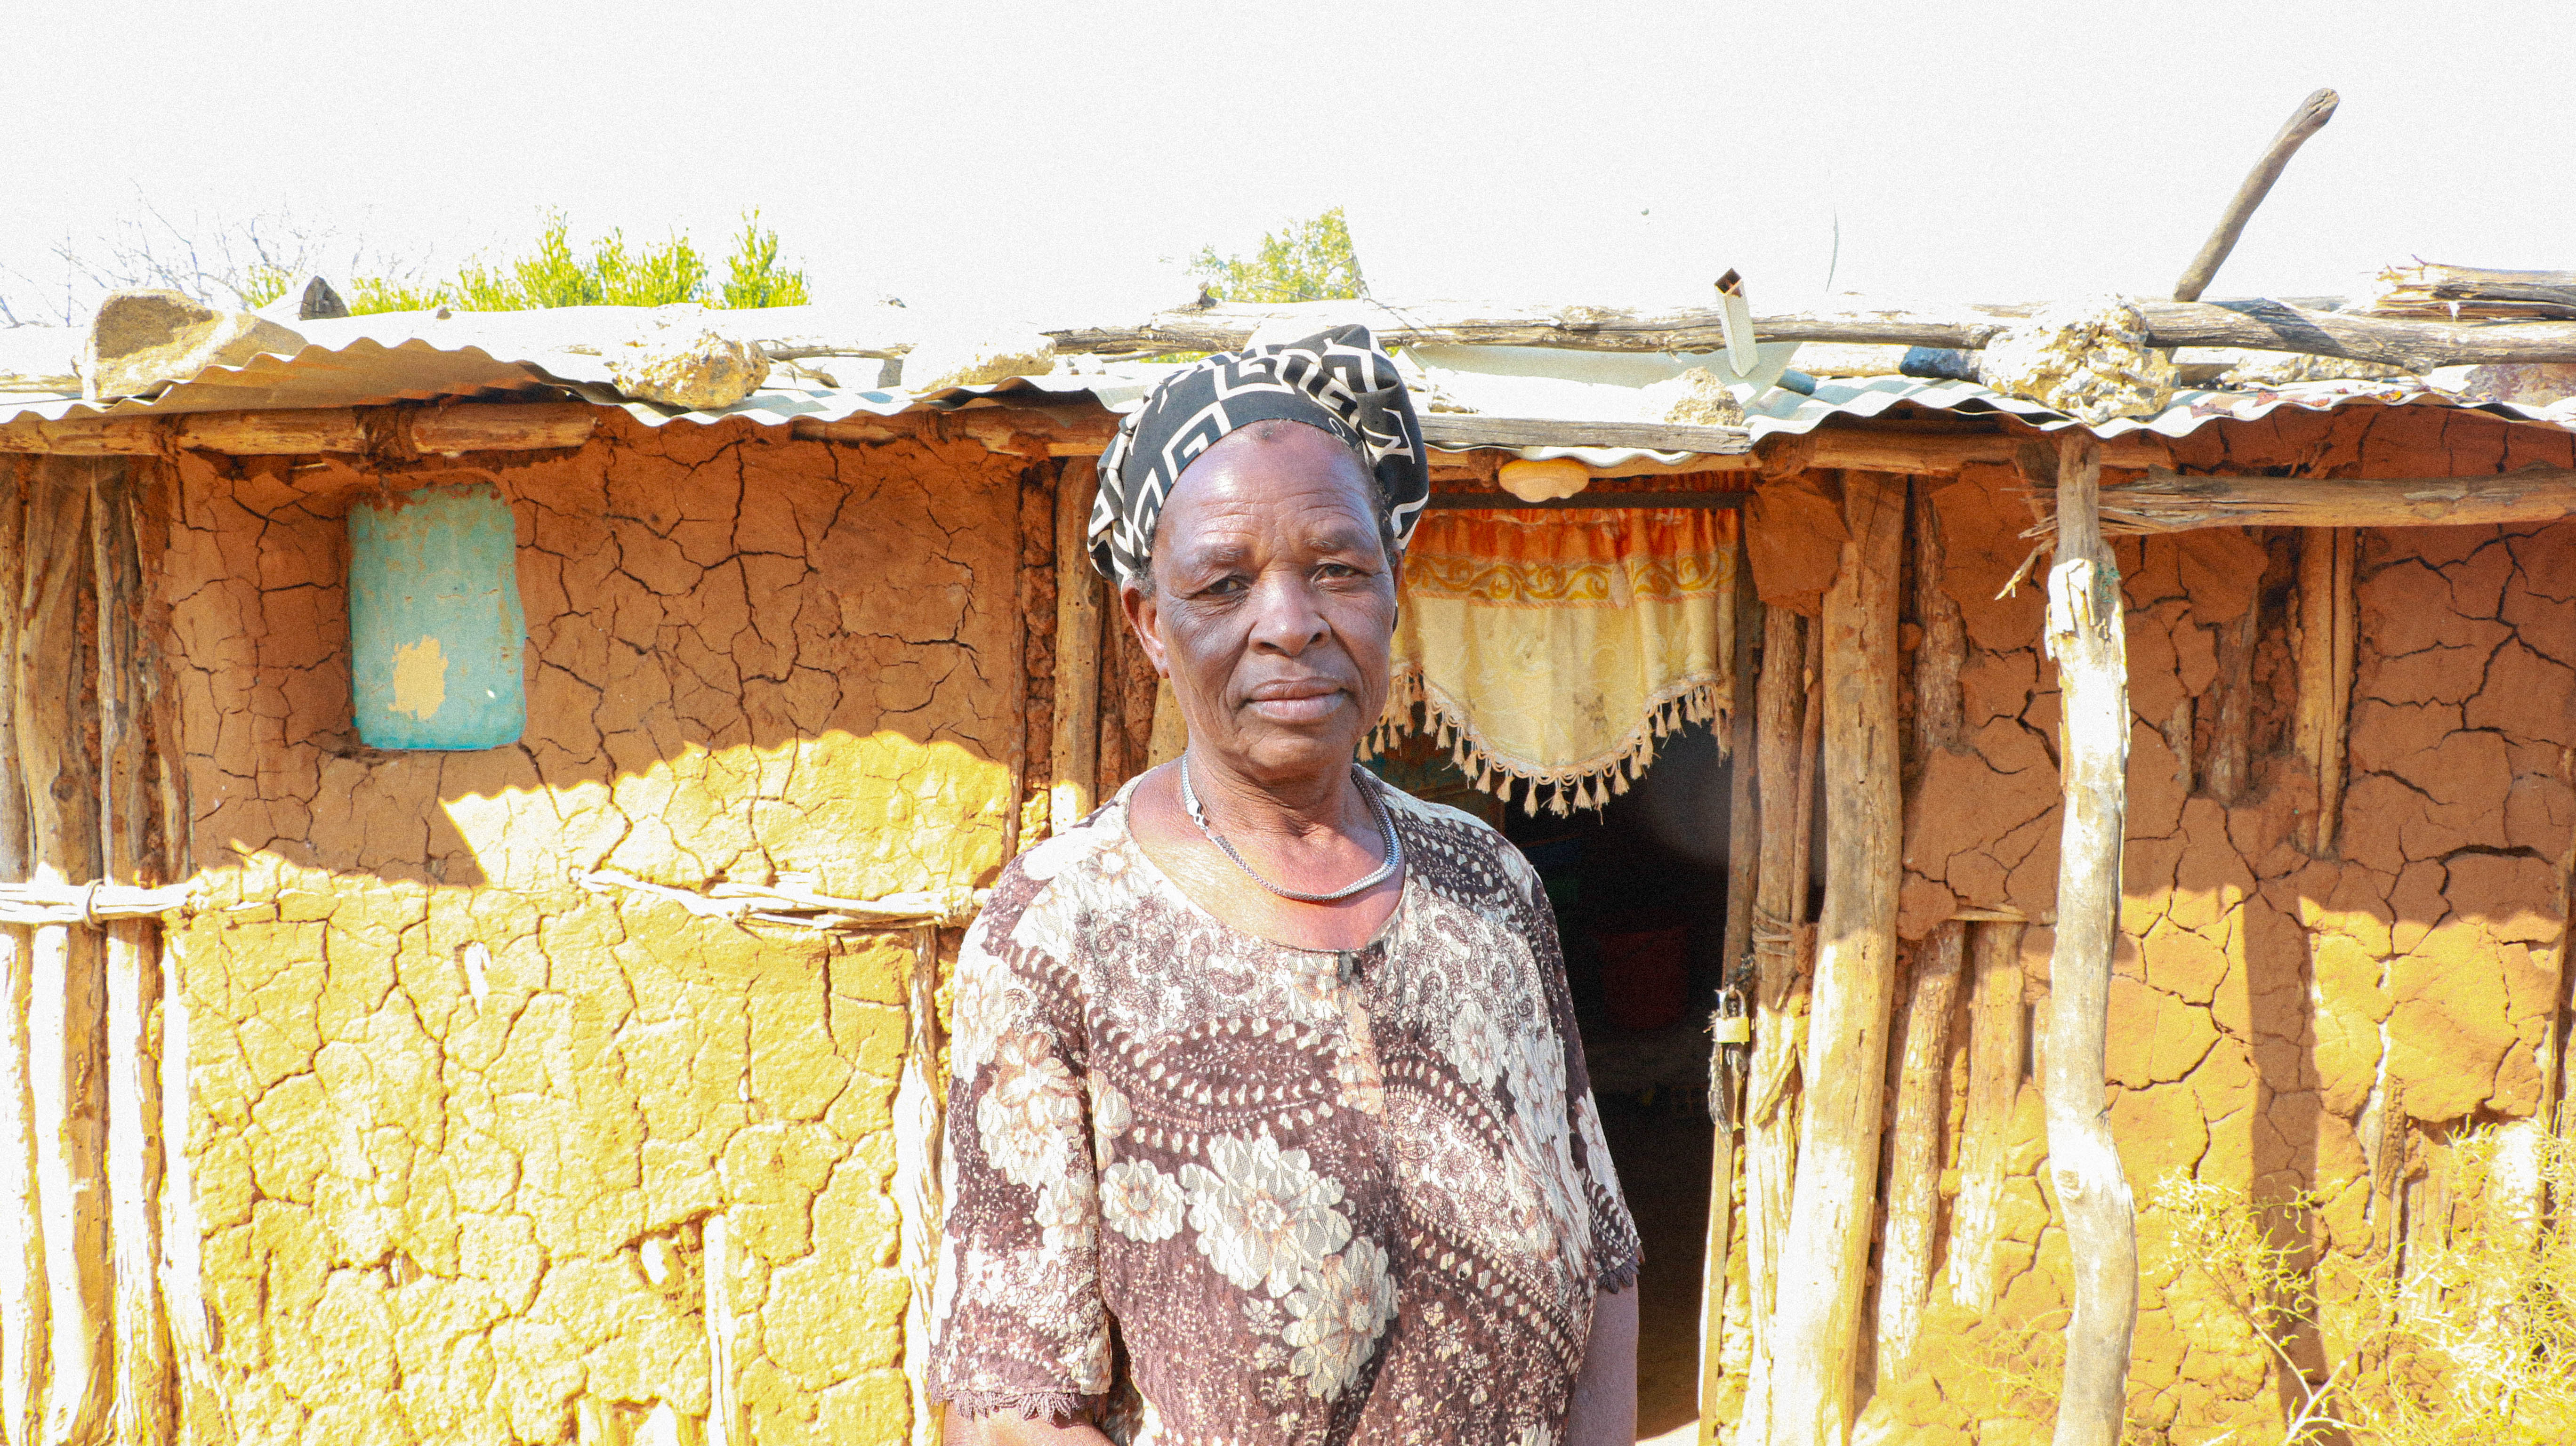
[1088,324,1427,585]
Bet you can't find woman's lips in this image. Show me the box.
[1244,680,1345,723]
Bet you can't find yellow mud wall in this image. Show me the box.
[1781,408,2575,1444]
[153,418,1027,1446]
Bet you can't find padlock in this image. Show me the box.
[1710,985,1751,1045]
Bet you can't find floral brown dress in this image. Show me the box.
[929,775,1640,1446]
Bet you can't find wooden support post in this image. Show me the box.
[1048,459,1105,834]
[1699,547,1764,1442]
[1946,920,2029,1311]
[2040,435,2140,1446]
[0,457,38,1446]
[1737,605,1816,1446]
[21,459,107,1446]
[896,926,948,1446]
[2294,528,2357,852]
[92,459,170,1446]
[1875,920,1964,1384]
[1771,471,1906,1446]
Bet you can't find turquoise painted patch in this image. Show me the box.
[349,484,526,750]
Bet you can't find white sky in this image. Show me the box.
[8,1,2573,326]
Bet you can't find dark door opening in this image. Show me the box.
[1376,721,1735,1439]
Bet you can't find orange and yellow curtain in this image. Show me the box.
[1374,506,1738,813]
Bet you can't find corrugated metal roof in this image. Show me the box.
[6,315,2571,451]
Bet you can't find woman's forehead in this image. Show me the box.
[1162,427,1380,533]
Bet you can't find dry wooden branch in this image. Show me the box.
[571,868,986,929]
[1947,920,2029,1311]
[2367,263,2576,322]
[2019,465,2576,537]
[1417,415,1753,454]
[1876,921,1964,1383]
[2174,89,2340,303]
[2038,435,2140,1446]
[1770,473,1906,1446]
[1046,294,2576,372]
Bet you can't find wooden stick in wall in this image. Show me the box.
[1736,605,1814,1445]
[2038,434,2140,1446]
[0,457,39,1446]
[20,459,107,1446]
[1946,920,2029,1312]
[1048,460,1104,834]
[90,459,170,1446]
[2295,528,2357,852]
[1912,485,1965,759]
[1875,920,1964,1384]
[1698,547,1763,1442]
[1769,471,1906,1446]
[2205,588,2260,804]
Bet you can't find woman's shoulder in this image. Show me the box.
[971,794,1143,945]
[1372,779,1544,903]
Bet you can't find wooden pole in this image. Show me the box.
[999,468,1032,863]
[2174,89,2341,303]
[895,926,948,1446]
[1946,920,2029,1311]
[2033,466,2576,535]
[1044,294,2576,372]
[2294,528,2358,852]
[2039,434,2140,1446]
[1699,544,1764,1442]
[1770,471,1906,1446]
[0,457,39,1446]
[20,459,107,1446]
[1875,920,1964,1384]
[1048,460,1104,835]
[92,458,170,1446]
[1737,606,1816,1446]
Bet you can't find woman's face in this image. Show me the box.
[1123,422,1398,785]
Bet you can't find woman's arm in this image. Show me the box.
[1564,1285,1639,1446]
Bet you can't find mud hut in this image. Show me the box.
[0,287,2571,1446]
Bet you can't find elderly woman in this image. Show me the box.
[929,328,1639,1446]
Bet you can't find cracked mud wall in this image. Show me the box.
[1754,406,2576,1445]
[150,416,1030,1446]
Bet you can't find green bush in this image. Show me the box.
[267,212,812,315]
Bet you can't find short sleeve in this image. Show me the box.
[927,886,1111,1421]
[1516,851,1644,1293]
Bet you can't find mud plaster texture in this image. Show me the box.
[154,415,1030,1446]
[1749,407,2576,1445]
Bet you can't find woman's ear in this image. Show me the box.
[1119,580,1171,677]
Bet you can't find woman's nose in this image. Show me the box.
[1245,573,1329,654]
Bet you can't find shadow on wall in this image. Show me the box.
[158,414,1035,898]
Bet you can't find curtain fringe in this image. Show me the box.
[1365,668,1732,817]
